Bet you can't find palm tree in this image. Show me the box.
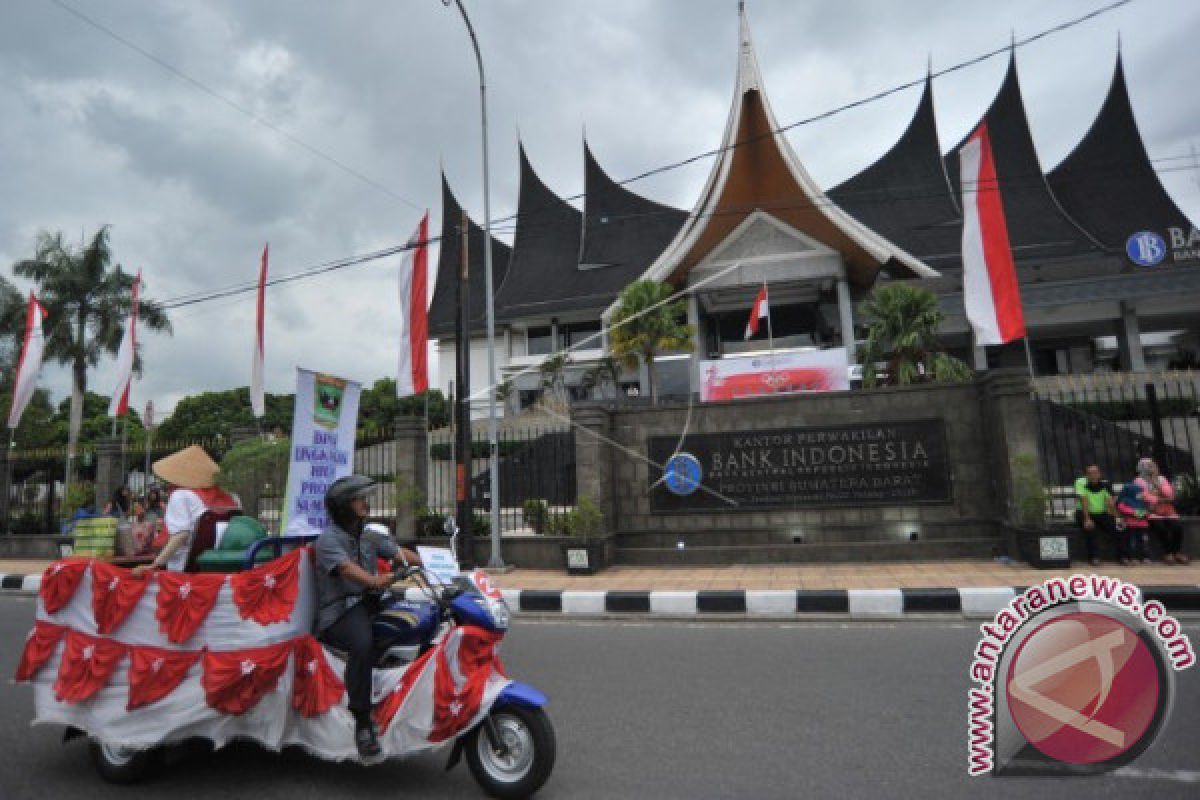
[857,283,971,388]
[13,227,171,471]
[608,280,694,403]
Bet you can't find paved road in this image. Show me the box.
[1,595,1197,799]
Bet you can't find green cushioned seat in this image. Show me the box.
[193,515,270,572]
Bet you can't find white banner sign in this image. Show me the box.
[283,368,362,537]
[416,546,461,585]
[700,348,850,402]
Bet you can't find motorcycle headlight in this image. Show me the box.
[490,599,510,630]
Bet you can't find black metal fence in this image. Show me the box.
[1034,372,1200,517]
[427,425,576,536]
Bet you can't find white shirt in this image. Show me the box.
[163,489,209,572]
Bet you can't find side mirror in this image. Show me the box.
[443,517,459,536]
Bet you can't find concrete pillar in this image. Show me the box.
[687,293,704,397]
[570,403,614,536]
[94,436,125,515]
[1117,301,1146,372]
[973,342,988,371]
[836,277,856,363]
[978,369,1044,527]
[393,416,428,545]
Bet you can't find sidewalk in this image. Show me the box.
[5,557,1200,591]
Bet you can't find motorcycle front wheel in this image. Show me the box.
[464,705,556,800]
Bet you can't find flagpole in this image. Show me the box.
[1022,336,1037,380]
[3,429,13,535]
[765,282,775,366]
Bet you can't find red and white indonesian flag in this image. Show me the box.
[7,293,48,430]
[397,213,430,397]
[744,282,769,340]
[251,244,268,418]
[108,271,141,418]
[959,122,1026,346]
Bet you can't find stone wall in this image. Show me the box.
[571,369,1043,547]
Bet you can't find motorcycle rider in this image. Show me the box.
[314,475,422,759]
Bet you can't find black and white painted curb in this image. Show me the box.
[4,572,1198,618]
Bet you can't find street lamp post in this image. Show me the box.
[442,0,504,568]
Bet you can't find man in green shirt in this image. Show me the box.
[1075,464,1118,566]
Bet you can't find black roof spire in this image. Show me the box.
[1047,53,1195,249]
[828,75,963,270]
[427,173,512,337]
[581,140,687,270]
[492,144,585,321]
[943,52,1102,266]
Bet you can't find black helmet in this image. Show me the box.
[324,474,376,529]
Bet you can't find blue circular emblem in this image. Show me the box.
[1126,231,1167,267]
[663,453,702,496]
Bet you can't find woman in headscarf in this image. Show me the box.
[1134,458,1188,565]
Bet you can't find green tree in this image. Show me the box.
[359,379,448,433]
[0,276,28,385]
[13,227,171,470]
[608,280,693,402]
[56,390,145,447]
[157,388,293,441]
[857,284,972,388]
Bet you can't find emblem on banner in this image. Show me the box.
[313,373,347,428]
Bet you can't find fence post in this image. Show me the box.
[394,417,428,545]
[94,436,124,513]
[1145,383,1169,476]
[0,445,9,535]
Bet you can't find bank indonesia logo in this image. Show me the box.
[664,453,702,496]
[1126,231,1167,267]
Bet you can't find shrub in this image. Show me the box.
[1011,453,1047,529]
[522,498,549,534]
[61,480,96,521]
[216,437,291,505]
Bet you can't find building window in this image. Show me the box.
[559,321,602,350]
[527,327,553,356]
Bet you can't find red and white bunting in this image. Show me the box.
[251,243,268,418]
[959,122,1026,346]
[7,293,48,430]
[744,282,769,340]
[397,213,430,398]
[108,271,141,417]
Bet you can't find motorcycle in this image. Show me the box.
[41,520,554,799]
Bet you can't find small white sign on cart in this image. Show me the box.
[416,546,461,585]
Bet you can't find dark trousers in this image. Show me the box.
[1151,518,1184,556]
[1120,527,1149,561]
[319,602,374,719]
[1078,512,1118,561]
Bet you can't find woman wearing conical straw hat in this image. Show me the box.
[131,445,239,576]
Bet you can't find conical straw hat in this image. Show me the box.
[153,445,219,490]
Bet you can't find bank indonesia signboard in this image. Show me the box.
[649,419,952,512]
[1125,226,1200,267]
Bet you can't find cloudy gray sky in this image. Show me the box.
[2,0,1197,417]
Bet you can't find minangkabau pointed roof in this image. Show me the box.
[943,52,1102,267]
[580,140,687,270]
[829,75,964,271]
[628,7,937,304]
[1047,53,1195,250]
[427,174,512,337]
[493,145,584,320]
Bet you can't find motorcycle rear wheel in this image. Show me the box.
[88,738,161,784]
[464,706,556,800]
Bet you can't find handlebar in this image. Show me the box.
[243,534,319,570]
